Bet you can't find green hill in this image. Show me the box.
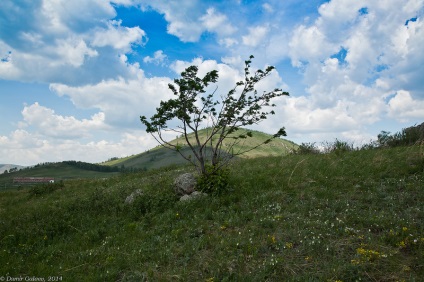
[102,128,298,170]
[0,161,120,189]
[0,144,423,280]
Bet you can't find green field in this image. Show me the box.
[1,144,423,281]
[0,162,120,190]
[102,128,298,170]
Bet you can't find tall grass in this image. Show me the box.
[0,145,423,281]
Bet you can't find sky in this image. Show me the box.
[0,0,423,166]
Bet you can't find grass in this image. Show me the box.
[0,145,423,281]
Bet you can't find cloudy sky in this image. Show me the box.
[1,0,423,166]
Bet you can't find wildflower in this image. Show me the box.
[402,265,411,272]
[397,241,406,248]
[402,227,408,232]
[351,259,360,265]
[285,242,293,249]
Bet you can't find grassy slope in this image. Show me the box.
[102,128,298,170]
[0,162,119,189]
[0,145,423,281]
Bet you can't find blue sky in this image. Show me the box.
[1,0,423,166]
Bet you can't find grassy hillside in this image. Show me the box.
[0,144,423,281]
[0,162,119,190]
[102,128,298,170]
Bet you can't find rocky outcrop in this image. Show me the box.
[173,173,196,196]
[174,173,208,201]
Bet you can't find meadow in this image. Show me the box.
[0,143,423,281]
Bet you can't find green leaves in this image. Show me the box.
[140,55,289,177]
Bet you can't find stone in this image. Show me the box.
[124,189,143,205]
[179,191,208,202]
[173,173,196,196]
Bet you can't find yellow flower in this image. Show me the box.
[397,241,406,247]
[268,235,276,244]
[285,242,293,249]
[402,227,408,232]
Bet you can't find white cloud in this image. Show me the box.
[20,102,109,139]
[91,20,147,52]
[242,25,269,47]
[388,90,424,121]
[140,0,205,42]
[0,0,145,84]
[289,25,334,67]
[49,64,174,127]
[143,50,167,65]
[280,0,424,138]
[54,37,98,67]
[218,38,238,47]
[200,7,237,37]
[0,129,159,166]
[262,3,274,13]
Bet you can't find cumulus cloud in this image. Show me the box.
[143,50,167,65]
[388,90,424,121]
[49,64,174,127]
[140,1,238,42]
[279,0,424,140]
[242,25,269,47]
[0,0,145,84]
[20,102,109,139]
[91,20,147,51]
[0,129,158,166]
[200,7,237,37]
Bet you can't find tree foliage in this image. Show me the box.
[140,55,289,177]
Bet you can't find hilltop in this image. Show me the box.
[102,128,298,170]
[0,164,26,174]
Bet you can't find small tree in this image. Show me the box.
[140,55,289,178]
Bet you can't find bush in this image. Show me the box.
[295,142,320,154]
[196,165,231,195]
[378,123,424,147]
[323,139,354,154]
[28,181,64,196]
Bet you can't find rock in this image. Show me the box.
[179,191,208,202]
[124,189,143,205]
[173,173,196,196]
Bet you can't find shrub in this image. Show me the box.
[323,139,354,154]
[295,142,320,154]
[28,181,64,196]
[196,165,231,195]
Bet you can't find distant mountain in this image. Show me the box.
[101,128,298,170]
[0,164,26,174]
